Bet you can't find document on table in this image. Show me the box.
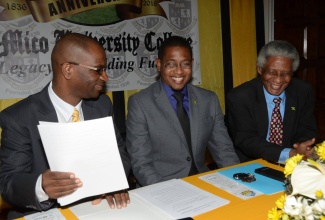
[37,116,128,206]
[199,172,263,200]
[131,179,229,219]
[199,162,285,200]
[217,162,285,194]
[24,209,65,220]
[69,194,172,220]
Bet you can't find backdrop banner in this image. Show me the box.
[0,0,200,99]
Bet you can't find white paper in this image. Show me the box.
[24,208,65,220]
[132,179,229,219]
[37,117,128,206]
[69,193,172,220]
[199,173,263,200]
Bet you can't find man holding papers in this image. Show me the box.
[0,33,131,219]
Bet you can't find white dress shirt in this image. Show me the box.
[35,82,83,202]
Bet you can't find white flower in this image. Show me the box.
[270,146,325,220]
[283,195,303,217]
[290,161,325,199]
[303,204,313,220]
[312,199,325,213]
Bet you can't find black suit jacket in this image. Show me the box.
[227,77,317,162]
[0,85,130,218]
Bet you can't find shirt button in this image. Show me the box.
[187,157,191,161]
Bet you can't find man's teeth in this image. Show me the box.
[172,77,183,82]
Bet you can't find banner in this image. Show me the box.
[0,0,200,98]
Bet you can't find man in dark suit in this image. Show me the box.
[227,40,317,163]
[0,33,131,219]
[126,36,239,187]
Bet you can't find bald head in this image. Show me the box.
[51,33,103,77]
[50,33,108,105]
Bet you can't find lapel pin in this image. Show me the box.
[291,107,296,110]
[193,100,197,104]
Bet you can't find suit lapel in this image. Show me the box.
[82,101,98,121]
[255,80,269,137]
[188,84,198,156]
[37,84,58,123]
[154,81,189,148]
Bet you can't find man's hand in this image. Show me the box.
[42,170,82,199]
[290,138,316,159]
[92,190,130,209]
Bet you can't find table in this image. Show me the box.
[22,159,284,220]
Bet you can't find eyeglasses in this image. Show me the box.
[65,62,107,76]
[263,68,293,79]
[163,61,192,70]
[233,173,256,183]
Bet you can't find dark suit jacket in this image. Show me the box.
[0,84,130,218]
[227,77,318,162]
[126,80,239,187]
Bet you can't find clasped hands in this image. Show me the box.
[290,138,316,160]
[42,170,130,209]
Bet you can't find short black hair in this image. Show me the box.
[157,35,193,60]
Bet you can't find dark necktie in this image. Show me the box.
[269,98,283,145]
[173,92,198,175]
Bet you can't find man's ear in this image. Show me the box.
[155,58,161,72]
[257,65,263,76]
[61,63,73,79]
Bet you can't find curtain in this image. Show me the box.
[229,0,257,87]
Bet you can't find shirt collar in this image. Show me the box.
[263,86,286,104]
[161,80,188,98]
[48,82,83,122]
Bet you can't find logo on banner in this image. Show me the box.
[1,53,42,85]
[135,17,160,29]
[135,43,158,83]
[132,17,164,33]
[0,21,49,92]
[169,0,192,29]
[106,53,131,84]
[167,0,197,35]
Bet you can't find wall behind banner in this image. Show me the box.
[0,1,227,114]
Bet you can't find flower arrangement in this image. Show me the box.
[268,141,325,220]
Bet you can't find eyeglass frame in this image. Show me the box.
[162,60,193,71]
[261,67,293,79]
[63,62,107,76]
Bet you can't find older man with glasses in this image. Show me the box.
[227,40,318,164]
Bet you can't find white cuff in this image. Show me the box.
[35,174,49,202]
